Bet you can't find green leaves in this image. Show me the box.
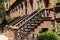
[56,0,60,3]
[36,6,41,11]
[7,17,15,23]
[57,23,60,35]
[0,0,2,3]
[37,31,58,40]
[0,0,7,26]
[4,0,9,3]
[0,19,3,25]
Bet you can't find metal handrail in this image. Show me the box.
[15,10,37,26]
[15,8,51,28]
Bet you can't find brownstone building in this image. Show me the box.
[2,0,60,40]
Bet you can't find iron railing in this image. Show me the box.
[15,8,50,28]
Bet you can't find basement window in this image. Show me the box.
[41,28,48,32]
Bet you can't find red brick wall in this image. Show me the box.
[10,0,16,7]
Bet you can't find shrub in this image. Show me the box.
[7,17,14,23]
[0,19,3,25]
[0,19,7,26]
[36,31,58,40]
[56,0,60,3]
[36,6,41,11]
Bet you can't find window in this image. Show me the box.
[41,28,48,32]
[6,4,8,9]
[30,0,33,9]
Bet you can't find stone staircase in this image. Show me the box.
[7,8,52,40]
[13,8,52,40]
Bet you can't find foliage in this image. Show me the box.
[4,0,9,2]
[0,19,3,25]
[56,0,60,3]
[0,19,7,27]
[36,6,41,11]
[0,0,7,26]
[0,0,2,2]
[51,21,56,32]
[36,31,58,40]
[57,36,60,40]
[57,23,60,34]
[7,17,15,23]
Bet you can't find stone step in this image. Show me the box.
[24,29,31,32]
[27,27,35,29]
[28,20,41,24]
[23,25,35,28]
[25,24,38,26]
[31,18,43,21]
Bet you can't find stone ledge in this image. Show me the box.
[9,25,19,30]
[5,25,19,30]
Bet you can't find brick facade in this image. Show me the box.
[3,0,60,40]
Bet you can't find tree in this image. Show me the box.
[0,0,7,26]
[36,31,58,40]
